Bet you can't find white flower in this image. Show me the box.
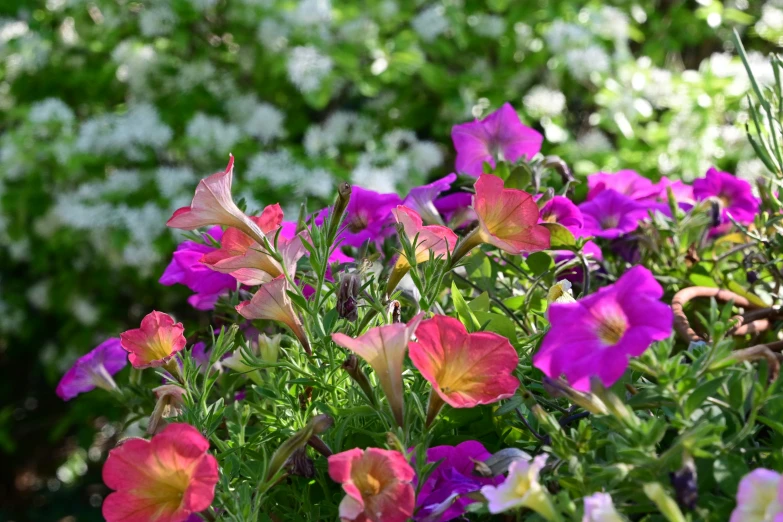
[245,104,286,143]
[523,86,567,118]
[71,296,99,326]
[287,46,333,93]
[186,113,241,160]
[295,168,334,198]
[28,98,75,127]
[757,4,783,44]
[412,5,449,42]
[480,455,557,519]
[588,6,629,41]
[339,18,379,43]
[139,6,178,37]
[545,20,591,53]
[565,45,610,81]
[289,0,332,27]
[0,20,28,43]
[472,14,506,38]
[76,103,172,160]
[583,492,625,522]
[409,141,443,173]
[155,167,197,199]
[577,129,613,154]
[257,18,289,51]
[27,280,51,310]
[111,40,156,95]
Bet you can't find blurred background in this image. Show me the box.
[0,0,780,520]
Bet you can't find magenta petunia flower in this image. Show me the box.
[452,103,543,176]
[336,186,401,248]
[415,441,503,521]
[539,195,584,232]
[586,170,660,202]
[56,339,127,401]
[328,447,416,522]
[729,468,783,522]
[654,178,695,209]
[693,167,759,225]
[160,226,236,311]
[402,174,457,225]
[533,265,673,391]
[102,423,218,522]
[434,192,475,228]
[579,190,650,239]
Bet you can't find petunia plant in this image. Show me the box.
[55,87,783,522]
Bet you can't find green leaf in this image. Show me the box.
[688,273,717,288]
[727,280,768,308]
[468,292,490,312]
[527,251,553,276]
[451,281,480,332]
[473,311,517,340]
[505,164,532,190]
[541,222,576,248]
[493,395,523,416]
[684,377,727,418]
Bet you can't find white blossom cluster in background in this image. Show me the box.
[0,0,778,345]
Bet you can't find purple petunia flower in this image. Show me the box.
[160,226,237,310]
[586,170,660,201]
[337,186,401,248]
[579,190,650,239]
[729,468,783,522]
[553,236,604,283]
[434,192,475,228]
[402,173,457,225]
[452,103,543,176]
[693,167,759,225]
[533,265,673,391]
[539,195,584,232]
[415,441,503,521]
[56,338,128,400]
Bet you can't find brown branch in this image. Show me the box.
[672,286,763,342]
[728,344,783,381]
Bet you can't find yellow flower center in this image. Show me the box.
[600,215,619,229]
[595,314,628,345]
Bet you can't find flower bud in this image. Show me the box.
[327,182,352,241]
[473,447,532,478]
[670,457,698,511]
[337,272,361,322]
[147,385,186,434]
[643,482,686,522]
[286,447,315,478]
[258,333,282,364]
[342,355,376,406]
[265,414,334,482]
[542,376,608,415]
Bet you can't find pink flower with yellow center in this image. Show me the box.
[331,314,424,427]
[167,155,266,245]
[453,174,549,263]
[120,311,187,369]
[386,205,458,294]
[451,103,543,176]
[328,447,416,522]
[236,276,311,355]
[201,204,305,286]
[533,266,673,391]
[102,423,218,522]
[408,314,519,426]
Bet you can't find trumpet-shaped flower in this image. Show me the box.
[331,314,423,427]
[102,423,218,522]
[167,155,266,244]
[120,311,187,369]
[586,170,659,202]
[460,174,549,258]
[415,441,504,521]
[402,173,457,225]
[729,469,783,522]
[338,186,401,248]
[579,189,650,239]
[160,226,236,310]
[539,195,584,232]
[328,447,416,522]
[56,339,127,400]
[480,455,557,519]
[533,266,673,391]
[386,206,458,294]
[693,167,759,225]
[409,315,519,425]
[452,103,542,176]
[435,192,475,228]
[236,276,310,354]
[583,493,625,522]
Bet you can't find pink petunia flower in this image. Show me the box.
[583,492,625,522]
[586,170,660,202]
[539,195,584,233]
[409,315,519,426]
[167,155,266,245]
[327,447,416,522]
[56,339,127,400]
[453,174,549,260]
[452,103,543,176]
[386,206,458,294]
[533,265,673,391]
[331,314,424,427]
[120,311,187,369]
[102,423,218,522]
[693,167,760,226]
[480,455,558,520]
[729,468,783,522]
[579,189,650,239]
[236,276,311,355]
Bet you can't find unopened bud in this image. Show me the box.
[265,414,334,482]
[286,447,315,478]
[543,377,608,415]
[258,333,282,364]
[342,355,376,406]
[337,272,361,322]
[147,385,186,434]
[473,448,532,478]
[643,482,686,522]
[671,457,698,511]
[327,183,352,241]
[389,300,401,323]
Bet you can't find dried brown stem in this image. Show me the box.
[672,286,762,342]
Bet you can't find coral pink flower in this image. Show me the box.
[328,447,415,522]
[331,314,424,427]
[236,276,311,355]
[462,174,549,258]
[102,423,218,522]
[167,155,266,245]
[533,266,672,392]
[120,311,187,369]
[409,315,519,426]
[386,206,458,294]
[201,205,305,286]
[452,103,543,176]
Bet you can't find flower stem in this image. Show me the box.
[449,228,483,269]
